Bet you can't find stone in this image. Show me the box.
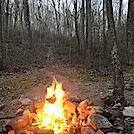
[116,126,124,131]
[123,106,134,117]
[34,102,44,109]
[8,130,15,134]
[19,98,33,105]
[64,110,72,119]
[64,101,76,114]
[7,116,29,132]
[23,109,32,119]
[77,99,90,112]
[78,113,87,120]
[87,114,113,132]
[81,126,96,134]
[96,108,112,118]
[15,108,23,116]
[112,103,122,110]
[5,125,13,131]
[0,104,5,110]
[96,130,104,134]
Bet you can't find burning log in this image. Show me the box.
[32,128,54,134]
[46,96,56,104]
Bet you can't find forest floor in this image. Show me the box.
[0,42,134,131]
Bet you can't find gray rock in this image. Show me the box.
[87,114,113,132]
[112,103,122,110]
[81,126,96,134]
[19,98,33,105]
[96,130,104,134]
[123,106,134,117]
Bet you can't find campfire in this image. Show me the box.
[5,78,114,134]
[33,78,69,133]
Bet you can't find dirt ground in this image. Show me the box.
[0,63,134,131]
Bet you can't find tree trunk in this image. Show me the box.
[86,0,92,55]
[52,0,59,34]
[23,0,32,48]
[0,0,4,70]
[74,0,80,55]
[81,0,85,54]
[5,0,9,39]
[127,0,134,65]
[106,0,124,103]
[103,0,107,58]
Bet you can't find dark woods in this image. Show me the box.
[0,0,134,71]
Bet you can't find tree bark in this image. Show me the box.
[86,0,92,55]
[5,0,9,39]
[103,0,107,58]
[52,0,59,34]
[23,0,32,48]
[106,0,124,103]
[74,0,80,55]
[127,0,134,65]
[81,0,85,54]
[0,0,4,70]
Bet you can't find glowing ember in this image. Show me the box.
[33,78,68,134]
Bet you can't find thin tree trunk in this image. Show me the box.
[5,0,9,39]
[14,0,19,29]
[74,0,80,55]
[0,0,4,70]
[103,0,107,58]
[127,0,134,65]
[52,0,59,34]
[106,0,125,104]
[82,0,85,54]
[23,0,32,48]
[86,0,92,55]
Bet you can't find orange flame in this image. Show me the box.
[34,78,68,133]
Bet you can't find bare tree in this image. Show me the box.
[127,0,134,65]
[74,0,80,55]
[5,0,10,38]
[23,0,32,47]
[86,0,92,55]
[106,0,124,105]
[0,0,4,70]
[81,0,85,53]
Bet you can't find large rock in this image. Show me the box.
[87,114,113,132]
[81,126,96,134]
[123,106,134,117]
[7,116,29,132]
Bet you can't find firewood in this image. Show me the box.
[32,128,54,134]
